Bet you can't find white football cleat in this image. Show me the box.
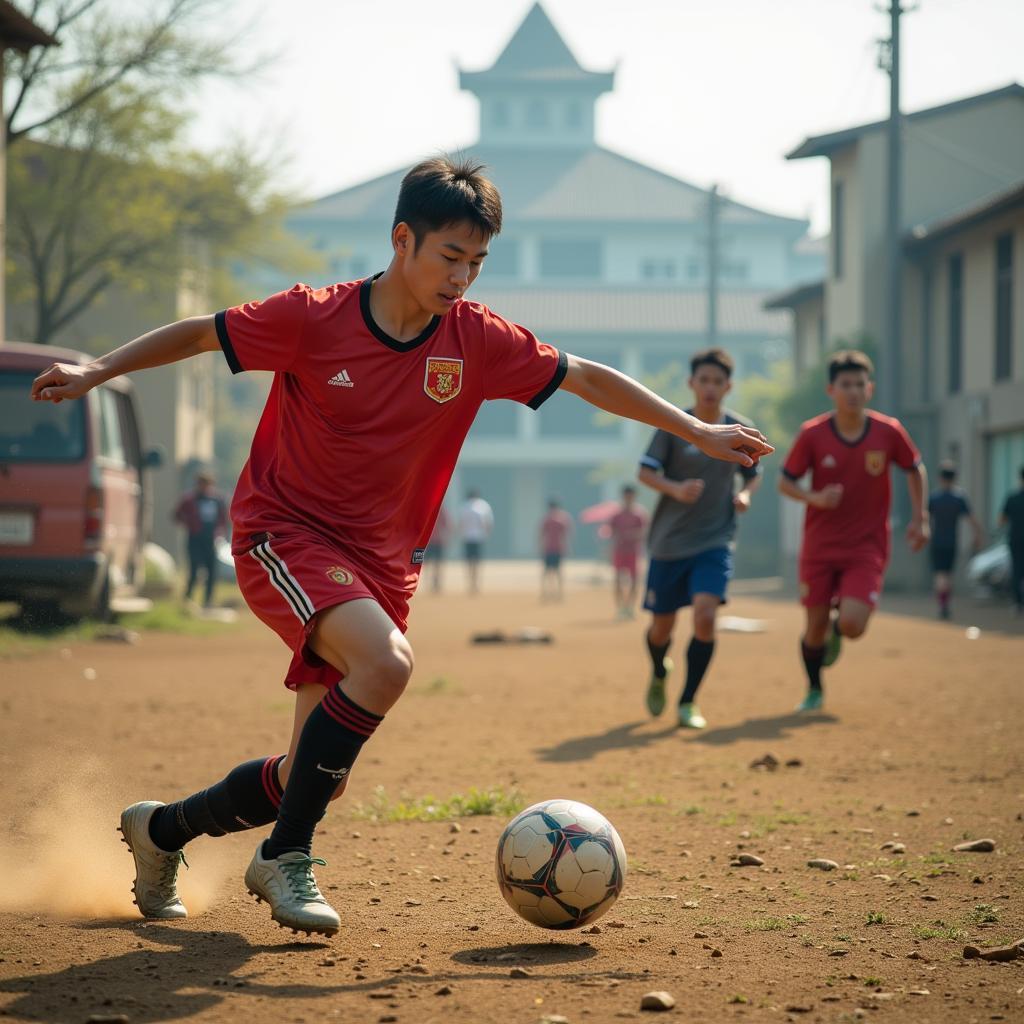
[244,844,340,936]
[118,801,187,919]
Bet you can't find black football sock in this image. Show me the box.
[263,686,382,859]
[645,631,671,679]
[801,641,825,692]
[148,755,285,853]
[680,637,715,704]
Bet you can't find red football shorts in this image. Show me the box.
[613,548,639,577]
[799,552,886,609]
[234,531,410,690]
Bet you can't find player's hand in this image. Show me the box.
[906,518,930,553]
[693,421,773,467]
[673,479,705,504]
[810,484,844,510]
[733,491,752,513]
[31,362,99,403]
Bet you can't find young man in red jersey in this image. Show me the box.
[33,156,772,937]
[778,350,928,712]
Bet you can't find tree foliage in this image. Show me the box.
[5,1,315,344]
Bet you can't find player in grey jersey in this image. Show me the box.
[638,348,761,729]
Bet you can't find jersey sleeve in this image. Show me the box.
[480,308,567,408]
[781,425,814,480]
[640,430,673,473]
[889,419,921,471]
[215,283,312,375]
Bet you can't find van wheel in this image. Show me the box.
[18,600,69,631]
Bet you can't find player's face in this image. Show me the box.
[395,221,490,316]
[827,370,874,413]
[689,364,731,409]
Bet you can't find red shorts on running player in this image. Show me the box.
[234,531,410,690]
[799,551,886,609]
[613,548,639,577]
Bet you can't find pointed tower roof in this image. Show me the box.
[460,2,613,89]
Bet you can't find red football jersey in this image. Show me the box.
[216,277,566,607]
[782,411,920,562]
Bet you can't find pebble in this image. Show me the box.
[510,967,532,978]
[83,667,98,681]
[378,1017,398,1023]
[909,990,931,996]
[785,1005,813,1013]
[829,949,850,957]
[606,920,626,928]
[785,758,803,767]
[435,984,453,995]
[906,950,926,960]
[962,941,1024,962]
[693,931,709,939]
[953,838,996,853]
[405,899,423,906]
[540,1016,571,1024]
[879,841,905,853]
[733,854,764,867]
[640,991,675,1011]
[318,957,336,967]
[921,894,939,901]
[807,859,839,871]
[749,753,779,771]
[906,809,920,817]
[449,822,461,833]
[710,948,723,958]
[584,925,601,934]
[872,874,891,882]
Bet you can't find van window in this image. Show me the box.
[0,370,85,462]
[114,390,142,469]
[98,387,126,467]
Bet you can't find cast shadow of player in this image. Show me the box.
[536,721,678,763]
[0,921,325,1023]
[692,710,839,747]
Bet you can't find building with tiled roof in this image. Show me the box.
[286,3,823,558]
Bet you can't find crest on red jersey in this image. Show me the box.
[325,565,354,585]
[424,357,463,404]
[865,450,886,476]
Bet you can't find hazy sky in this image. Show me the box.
[190,0,1024,235]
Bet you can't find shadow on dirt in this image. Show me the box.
[536,712,839,762]
[692,711,839,746]
[0,923,641,1020]
[451,941,597,967]
[535,721,677,762]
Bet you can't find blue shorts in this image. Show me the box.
[643,547,733,614]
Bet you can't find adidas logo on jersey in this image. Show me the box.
[822,454,837,468]
[328,369,354,387]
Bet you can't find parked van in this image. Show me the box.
[0,342,161,622]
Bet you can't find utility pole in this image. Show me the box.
[877,1,913,416]
[706,183,719,346]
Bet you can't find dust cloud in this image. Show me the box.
[0,754,235,919]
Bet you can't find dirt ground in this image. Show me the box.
[1,565,1022,1024]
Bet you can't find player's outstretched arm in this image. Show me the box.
[778,475,842,510]
[560,355,772,467]
[31,316,221,404]
[906,463,930,552]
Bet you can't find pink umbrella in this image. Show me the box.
[579,499,621,525]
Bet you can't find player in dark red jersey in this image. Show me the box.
[32,156,772,936]
[778,350,929,712]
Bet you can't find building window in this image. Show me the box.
[484,239,519,277]
[641,259,676,281]
[995,232,1014,381]
[526,99,548,129]
[832,181,844,280]
[948,252,963,395]
[540,239,602,279]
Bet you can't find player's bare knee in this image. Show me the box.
[838,617,867,640]
[366,642,414,701]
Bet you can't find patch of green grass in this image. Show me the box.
[835,933,853,942]
[864,977,883,988]
[866,911,888,926]
[968,903,999,925]
[717,812,738,827]
[745,917,787,932]
[418,675,461,696]
[727,995,748,1004]
[352,784,524,822]
[786,914,809,924]
[632,793,669,807]
[911,923,967,941]
[842,871,860,881]
[696,914,721,927]
[681,804,703,816]
[118,601,238,635]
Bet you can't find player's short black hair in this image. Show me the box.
[828,349,874,383]
[690,347,734,378]
[393,155,503,251]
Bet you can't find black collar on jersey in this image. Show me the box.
[828,413,872,447]
[360,273,442,352]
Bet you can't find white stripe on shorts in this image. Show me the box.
[250,540,314,623]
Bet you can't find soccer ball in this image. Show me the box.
[495,799,627,929]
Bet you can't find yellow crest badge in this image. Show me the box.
[325,566,354,585]
[424,357,463,404]
[865,450,886,477]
